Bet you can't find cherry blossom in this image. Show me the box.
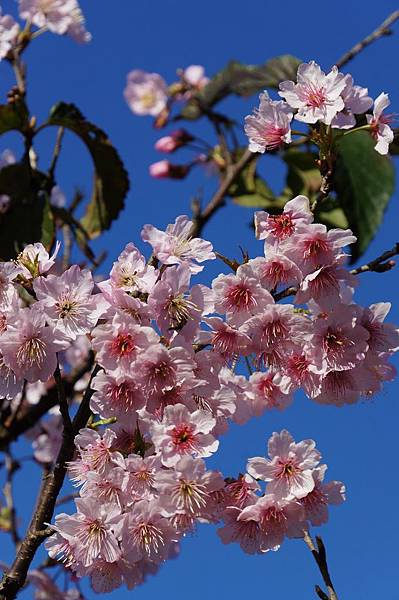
[279,61,346,125]
[367,92,394,155]
[245,91,293,153]
[124,70,168,117]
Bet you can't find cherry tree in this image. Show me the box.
[0,3,398,599]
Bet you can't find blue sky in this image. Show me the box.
[1,0,399,598]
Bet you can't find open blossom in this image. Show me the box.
[16,241,60,279]
[245,91,293,153]
[120,499,178,562]
[90,371,146,422]
[367,92,394,155]
[0,306,69,382]
[0,12,19,60]
[247,430,321,499]
[254,195,313,244]
[34,265,101,339]
[19,0,91,42]
[155,456,224,516]
[91,312,158,373]
[279,61,346,125]
[183,65,209,88]
[49,497,121,567]
[109,242,157,294]
[332,74,373,129]
[238,493,305,551]
[300,465,345,526]
[141,215,215,273]
[124,70,168,116]
[147,403,218,467]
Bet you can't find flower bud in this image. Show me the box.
[154,129,194,153]
[149,160,190,179]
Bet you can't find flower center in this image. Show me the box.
[225,284,256,312]
[171,424,195,451]
[110,333,136,357]
[16,337,46,368]
[268,214,295,240]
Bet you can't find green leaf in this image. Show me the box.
[284,150,321,197]
[0,102,29,135]
[181,55,301,120]
[334,131,395,262]
[0,163,55,260]
[47,102,130,238]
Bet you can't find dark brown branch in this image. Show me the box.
[349,242,399,275]
[304,532,339,600]
[190,149,254,238]
[53,361,72,434]
[0,364,101,600]
[336,10,399,69]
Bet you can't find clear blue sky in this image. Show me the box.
[1,1,399,598]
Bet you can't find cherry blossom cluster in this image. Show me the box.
[245,61,394,154]
[0,201,397,593]
[0,0,90,59]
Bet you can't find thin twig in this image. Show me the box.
[349,242,399,274]
[48,127,65,181]
[3,453,20,546]
[190,149,254,238]
[53,360,72,434]
[303,532,339,600]
[0,365,101,600]
[336,10,399,68]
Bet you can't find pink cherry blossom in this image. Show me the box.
[19,0,90,41]
[332,74,373,129]
[0,306,69,382]
[90,371,146,423]
[359,302,399,352]
[147,403,218,466]
[367,92,394,155]
[16,241,60,279]
[91,313,159,373]
[124,70,168,117]
[155,456,224,516]
[0,12,19,60]
[119,499,178,562]
[244,254,303,290]
[238,493,305,550]
[183,65,209,88]
[34,265,101,339]
[279,61,346,125]
[245,371,292,414]
[247,429,321,499]
[311,304,369,371]
[245,91,293,153]
[109,242,157,294]
[254,195,313,244]
[141,215,215,273]
[300,465,345,526]
[49,497,121,567]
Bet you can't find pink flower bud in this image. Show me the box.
[154,129,193,153]
[149,160,190,179]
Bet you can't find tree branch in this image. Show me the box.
[349,242,399,275]
[304,532,339,600]
[190,149,254,238]
[336,10,399,69]
[0,364,101,600]
[2,452,20,547]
